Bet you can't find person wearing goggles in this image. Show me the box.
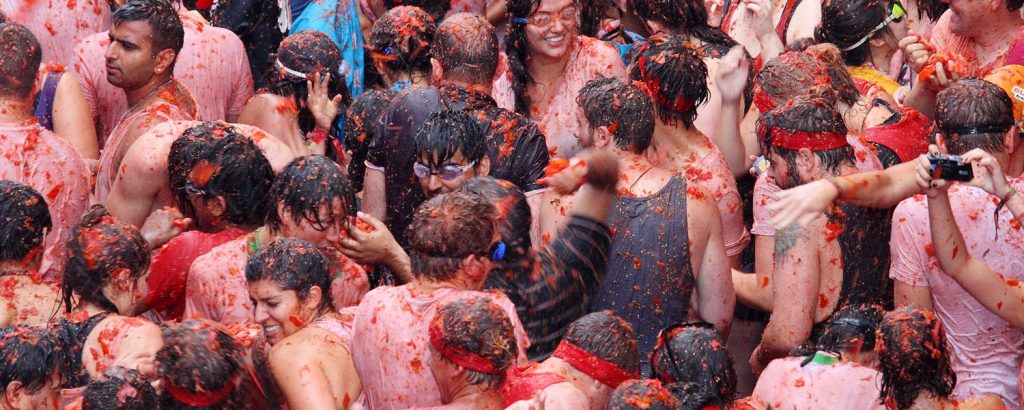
[412,110,493,199]
[816,0,909,99]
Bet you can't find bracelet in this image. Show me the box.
[824,175,844,199]
[1000,184,1018,206]
[306,127,329,145]
[994,184,1018,240]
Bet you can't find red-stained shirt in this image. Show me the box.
[688,140,750,256]
[350,285,530,409]
[753,356,885,410]
[145,227,249,323]
[492,36,627,159]
[929,11,1012,78]
[0,0,110,66]
[0,119,91,283]
[72,12,253,143]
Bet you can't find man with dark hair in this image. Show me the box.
[140,122,277,322]
[749,96,893,373]
[541,77,734,375]
[157,320,253,409]
[81,367,158,410]
[0,327,64,410]
[362,13,549,252]
[890,78,1024,405]
[95,0,199,204]
[350,191,529,409]
[428,297,518,409]
[629,37,750,268]
[72,0,252,142]
[502,311,641,409]
[0,23,91,283]
[414,110,491,199]
[184,155,367,325]
[0,181,59,327]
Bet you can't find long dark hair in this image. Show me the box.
[505,0,581,114]
[814,0,889,66]
[877,306,955,410]
[629,0,737,53]
[62,206,150,314]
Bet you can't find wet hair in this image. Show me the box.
[383,0,450,21]
[0,10,5,23]
[83,367,158,410]
[369,6,436,78]
[935,78,1015,155]
[1010,0,1024,11]
[0,326,64,394]
[814,0,893,67]
[345,89,397,191]
[408,191,497,281]
[756,96,854,180]
[458,177,532,257]
[266,155,356,233]
[607,379,682,410]
[628,35,709,129]
[0,23,42,99]
[629,0,738,52]
[414,110,489,168]
[157,320,246,409]
[577,77,655,153]
[651,323,735,409]
[877,306,955,410]
[111,0,184,69]
[433,13,500,85]
[563,311,641,376]
[245,238,333,313]
[0,181,51,262]
[263,30,351,135]
[577,0,618,38]
[505,0,580,114]
[167,122,275,229]
[755,46,860,109]
[795,303,884,358]
[62,205,150,314]
[432,297,517,387]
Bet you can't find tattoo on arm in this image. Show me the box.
[774,222,807,265]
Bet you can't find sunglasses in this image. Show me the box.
[840,0,906,52]
[653,321,715,381]
[529,6,577,28]
[487,241,506,261]
[179,180,207,197]
[413,161,478,181]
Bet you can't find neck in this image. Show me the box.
[868,44,897,75]
[445,382,501,408]
[387,71,430,88]
[908,391,952,410]
[125,74,173,108]
[547,358,605,408]
[0,98,34,123]
[528,51,571,86]
[441,78,492,95]
[816,161,860,180]
[410,274,480,293]
[1009,144,1024,178]
[651,120,705,154]
[971,12,1023,50]
[0,259,39,276]
[77,301,113,317]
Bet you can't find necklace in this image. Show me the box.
[115,78,174,126]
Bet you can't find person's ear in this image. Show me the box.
[796,147,817,173]
[153,49,176,75]
[476,156,491,177]
[595,125,613,148]
[4,381,24,408]
[868,34,887,48]
[935,133,949,154]
[1004,126,1017,154]
[431,57,445,84]
[305,286,324,312]
[277,203,291,227]
[113,268,134,292]
[206,196,228,218]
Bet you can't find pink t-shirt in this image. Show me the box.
[72,12,253,143]
[753,356,885,410]
[350,285,530,409]
[0,120,91,284]
[0,0,110,66]
[890,182,1024,407]
[929,10,1010,78]
[184,234,254,325]
[752,134,883,236]
[492,36,627,159]
[689,142,750,256]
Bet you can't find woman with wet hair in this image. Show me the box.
[367,6,436,92]
[496,0,627,158]
[876,306,1006,410]
[0,181,59,328]
[156,320,252,409]
[247,238,362,410]
[650,322,764,410]
[58,206,164,395]
[815,0,909,100]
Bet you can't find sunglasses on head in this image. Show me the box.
[840,0,906,52]
[413,161,478,181]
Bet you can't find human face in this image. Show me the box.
[575,109,595,148]
[416,151,482,199]
[278,198,349,249]
[13,372,61,410]
[765,151,802,189]
[248,280,310,345]
[105,20,160,90]
[525,0,578,62]
[945,0,987,37]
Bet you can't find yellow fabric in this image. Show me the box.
[849,65,901,97]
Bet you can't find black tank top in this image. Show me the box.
[57,312,111,389]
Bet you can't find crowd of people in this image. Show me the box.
[1,0,1024,408]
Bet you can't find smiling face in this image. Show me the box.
[277,198,350,250]
[248,280,318,345]
[525,0,578,62]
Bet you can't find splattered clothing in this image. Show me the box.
[0,0,110,66]
[687,140,751,256]
[753,355,885,410]
[183,234,255,325]
[0,120,91,283]
[890,182,1024,407]
[350,285,530,409]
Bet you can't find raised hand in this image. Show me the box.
[306,72,344,132]
[715,46,751,104]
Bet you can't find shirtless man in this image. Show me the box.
[749,97,893,374]
[0,23,90,284]
[0,327,64,410]
[540,77,733,374]
[629,37,750,268]
[105,120,295,228]
[502,311,640,409]
[0,182,60,327]
[94,0,198,203]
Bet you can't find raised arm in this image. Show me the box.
[712,46,753,177]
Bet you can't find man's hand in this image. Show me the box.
[336,212,402,266]
[715,46,750,104]
[899,32,934,73]
[306,72,344,132]
[540,149,619,195]
[767,179,838,229]
[140,207,191,250]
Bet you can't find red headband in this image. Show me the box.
[753,82,774,113]
[428,318,500,374]
[552,341,638,387]
[163,377,238,408]
[637,55,697,113]
[765,128,848,152]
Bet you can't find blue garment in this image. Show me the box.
[290,0,312,20]
[291,0,365,97]
[612,30,646,66]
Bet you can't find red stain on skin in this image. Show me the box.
[924,243,936,258]
[818,293,829,309]
[951,246,958,260]
[1007,279,1020,286]
[824,221,843,242]
[761,276,770,287]
[289,315,307,327]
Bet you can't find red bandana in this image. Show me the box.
[765,128,848,152]
[163,378,237,408]
[429,317,500,374]
[552,341,638,387]
[753,82,774,113]
[637,55,697,113]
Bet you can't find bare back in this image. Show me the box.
[270,317,361,409]
[0,275,60,327]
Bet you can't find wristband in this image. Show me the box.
[824,175,844,199]
[306,127,329,145]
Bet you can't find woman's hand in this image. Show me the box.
[306,72,344,132]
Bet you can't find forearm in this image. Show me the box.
[713,98,748,177]
[757,33,784,63]
[733,269,772,312]
[833,161,921,208]
[361,168,386,220]
[385,243,413,284]
[568,185,615,222]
